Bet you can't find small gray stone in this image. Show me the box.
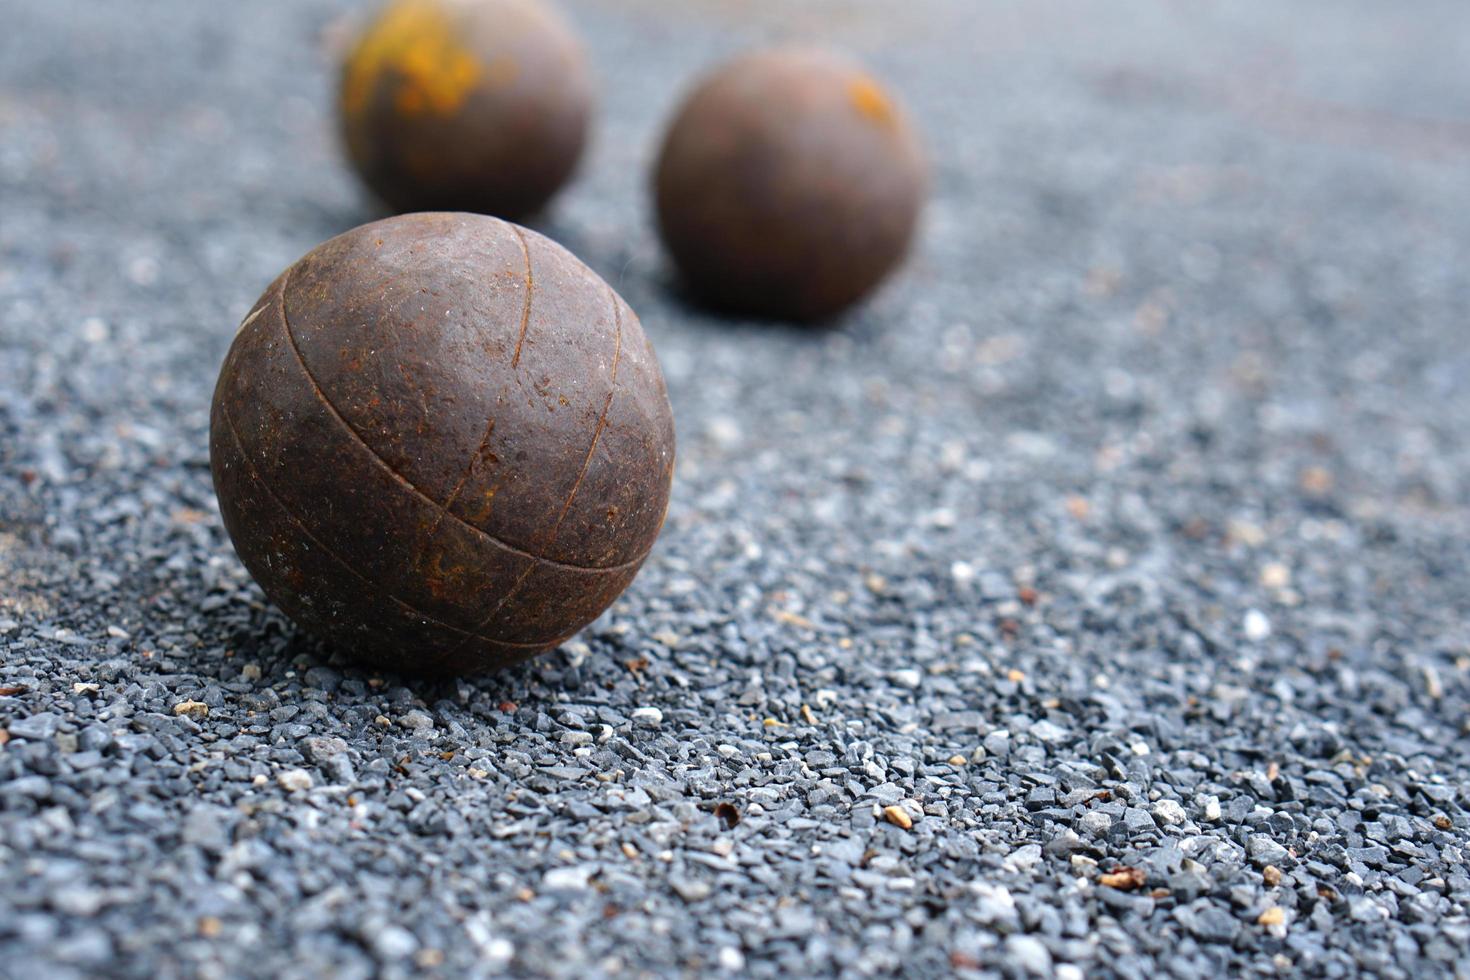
[1004,844,1043,873]
[970,883,1019,931]
[76,725,112,753]
[371,925,419,960]
[1030,720,1068,743]
[6,775,51,798]
[670,875,711,901]
[322,755,356,785]
[1005,935,1053,975]
[182,804,235,852]
[7,714,60,740]
[1247,835,1290,866]
[50,885,106,916]
[1175,902,1241,943]
[1123,808,1156,835]
[401,710,434,731]
[300,735,348,763]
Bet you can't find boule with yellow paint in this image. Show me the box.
[654,47,927,321]
[339,0,593,219]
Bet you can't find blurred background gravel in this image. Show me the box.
[2,1,1469,976]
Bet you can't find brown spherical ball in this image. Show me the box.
[339,0,593,220]
[209,213,675,675]
[654,47,926,321]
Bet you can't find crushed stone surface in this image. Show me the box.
[2,0,1469,976]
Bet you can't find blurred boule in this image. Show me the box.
[339,0,593,219]
[654,47,926,321]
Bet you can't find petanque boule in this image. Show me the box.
[209,212,675,674]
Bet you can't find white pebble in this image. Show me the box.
[706,416,741,446]
[1151,800,1187,826]
[1005,935,1052,975]
[929,508,957,529]
[889,668,922,689]
[542,866,593,890]
[276,769,313,792]
[1243,609,1272,641]
[631,707,663,726]
[1259,562,1291,589]
[484,938,514,969]
[81,317,109,343]
[371,926,418,959]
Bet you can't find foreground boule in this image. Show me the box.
[340,0,593,219]
[210,212,675,674]
[655,47,926,321]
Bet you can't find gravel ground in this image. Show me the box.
[4,1,1470,977]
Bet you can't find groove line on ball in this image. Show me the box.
[551,284,623,532]
[509,224,535,369]
[444,284,631,656]
[221,404,556,654]
[275,264,649,575]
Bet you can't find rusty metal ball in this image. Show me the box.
[209,212,676,675]
[339,0,593,220]
[654,47,927,321]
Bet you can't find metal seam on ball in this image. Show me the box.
[420,223,532,552]
[404,412,502,598]
[276,259,652,575]
[509,224,534,368]
[551,282,623,531]
[440,282,629,657]
[221,403,555,652]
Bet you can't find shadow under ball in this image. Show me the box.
[654,48,927,322]
[340,0,593,220]
[209,213,675,675]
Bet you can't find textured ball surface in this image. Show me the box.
[655,47,926,321]
[209,213,675,674]
[340,0,592,220]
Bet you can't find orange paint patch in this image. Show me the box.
[468,487,497,524]
[342,0,483,120]
[848,75,895,125]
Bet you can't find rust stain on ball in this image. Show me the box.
[340,0,593,220]
[654,47,927,322]
[209,213,676,675]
